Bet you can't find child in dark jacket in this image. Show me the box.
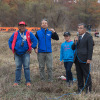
[60,32,74,86]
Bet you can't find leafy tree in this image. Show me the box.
[0,0,100,30]
[67,0,100,29]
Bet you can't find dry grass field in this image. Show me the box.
[0,31,100,100]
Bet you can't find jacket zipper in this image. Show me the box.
[45,29,47,52]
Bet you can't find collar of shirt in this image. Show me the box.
[19,32,25,38]
[18,29,27,36]
[19,31,24,34]
[81,33,85,39]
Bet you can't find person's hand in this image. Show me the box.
[74,36,78,44]
[60,61,63,65]
[49,28,55,33]
[27,50,32,54]
[34,48,38,54]
[86,60,91,64]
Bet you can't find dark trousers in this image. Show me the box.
[75,58,92,92]
[64,62,73,82]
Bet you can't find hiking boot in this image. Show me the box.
[13,83,19,86]
[26,82,31,87]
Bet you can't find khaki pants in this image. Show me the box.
[37,53,53,82]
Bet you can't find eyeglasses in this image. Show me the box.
[78,27,84,29]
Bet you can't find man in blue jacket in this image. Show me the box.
[35,19,59,82]
[8,21,37,86]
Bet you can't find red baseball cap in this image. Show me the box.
[18,21,27,26]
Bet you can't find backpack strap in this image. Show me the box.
[26,31,32,51]
[12,32,18,53]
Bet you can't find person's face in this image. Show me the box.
[78,25,86,35]
[18,24,26,32]
[64,35,70,42]
[41,20,48,29]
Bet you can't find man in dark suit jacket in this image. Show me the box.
[72,23,94,93]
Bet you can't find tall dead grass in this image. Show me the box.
[0,32,100,100]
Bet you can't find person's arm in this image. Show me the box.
[34,32,39,53]
[8,33,14,50]
[51,32,59,40]
[71,41,76,54]
[60,44,63,62]
[71,43,76,50]
[87,36,93,61]
[49,28,59,40]
[30,32,37,49]
[35,32,38,39]
[71,36,78,50]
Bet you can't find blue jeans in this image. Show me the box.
[14,53,30,83]
[64,62,73,82]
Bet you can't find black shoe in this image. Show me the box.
[77,88,83,94]
[86,87,92,94]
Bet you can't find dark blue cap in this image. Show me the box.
[63,32,71,36]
